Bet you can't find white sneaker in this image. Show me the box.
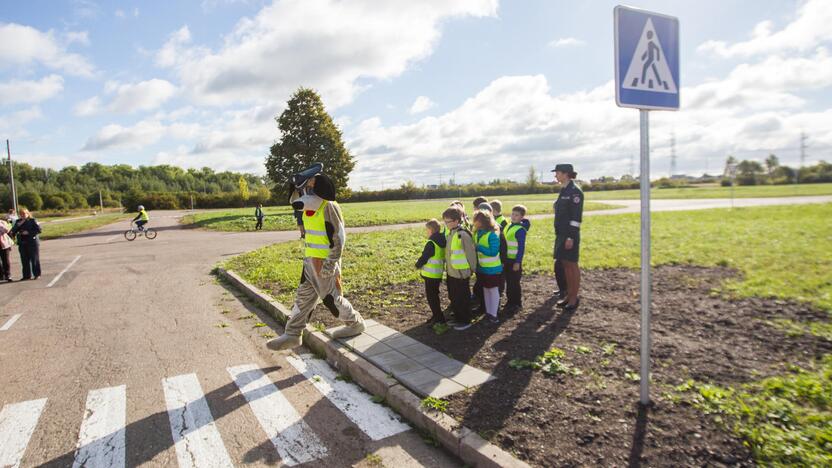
[453,322,472,331]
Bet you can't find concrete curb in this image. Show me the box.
[217,267,531,468]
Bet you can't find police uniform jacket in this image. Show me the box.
[554,180,583,241]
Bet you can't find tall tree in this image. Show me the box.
[526,166,538,190]
[765,154,779,180]
[723,155,738,178]
[265,87,355,200]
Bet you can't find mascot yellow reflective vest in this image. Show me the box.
[266,163,366,351]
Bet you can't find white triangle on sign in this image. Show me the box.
[622,18,677,94]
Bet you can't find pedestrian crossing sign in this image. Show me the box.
[615,6,680,110]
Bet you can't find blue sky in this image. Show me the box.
[2,0,830,189]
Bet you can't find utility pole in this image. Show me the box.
[99,189,104,213]
[669,133,677,178]
[629,153,635,177]
[798,132,808,184]
[6,140,17,214]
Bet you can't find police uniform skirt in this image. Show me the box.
[555,234,580,262]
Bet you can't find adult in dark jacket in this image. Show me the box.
[552,164,583,311]
[9,208,42,280]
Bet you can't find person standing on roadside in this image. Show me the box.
[552,164,583,312]
[9,208,42,280]
[0,215,14,282]
[254,203,265,230]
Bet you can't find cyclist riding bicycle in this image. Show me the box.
[132,205,149,231]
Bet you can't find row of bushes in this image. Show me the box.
[3,186,273,212]
[120,189,272,211]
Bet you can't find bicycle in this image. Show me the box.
[124,222,157,241]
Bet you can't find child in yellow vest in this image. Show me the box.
[415,219,447,325]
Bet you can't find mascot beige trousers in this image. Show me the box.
[284,257,362,336]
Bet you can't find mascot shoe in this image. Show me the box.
[330,320,366,339]
[266,333,302,351]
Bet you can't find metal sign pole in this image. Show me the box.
[639,109,651,405]
[7,139,18,214]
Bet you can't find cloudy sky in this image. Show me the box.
[2,0,830,189]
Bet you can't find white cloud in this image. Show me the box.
[64,31,90,46]
[80,113,203,151]
[0,106,44,139]
[133,7,140,17]
[698,0,832,58]
[548,37,585,48]
[75,79,177,116]
[0,23,95,77]
[0,75,64,105]
[156,0,498,107]
[346,44,832,189]
[409,96,435,114]
[115,9,126,18]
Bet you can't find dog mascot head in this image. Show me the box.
[289,162,336,213]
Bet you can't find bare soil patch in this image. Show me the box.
[304,266,831,467]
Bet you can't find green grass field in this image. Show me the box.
[184,183,832,232]
[182,197,616,232]
[38,213,130,240]
[584,182,832,200]
[226,203,832,465]
[225,203,832,311]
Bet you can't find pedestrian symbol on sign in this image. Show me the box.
[622,18,677,94]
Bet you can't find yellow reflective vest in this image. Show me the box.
[303,201,330,259]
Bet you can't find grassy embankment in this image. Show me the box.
[225,203,832,466]
[182,197,616,232]
[38,213,131,240]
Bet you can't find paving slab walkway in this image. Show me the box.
[328,320,494,398]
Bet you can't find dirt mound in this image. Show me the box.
[341,266,830,467]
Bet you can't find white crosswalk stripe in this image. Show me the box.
[1,360,414,467]
[0,314,22,331]
[0,398,47,468]
[162,373,234,468]
[228,364,329,466]
[73,385,126,468]
[286,354,410,441]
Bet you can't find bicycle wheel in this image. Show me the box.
[124,230,137,241]
[145,228,157,239]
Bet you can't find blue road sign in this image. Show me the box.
[615,6,680,110]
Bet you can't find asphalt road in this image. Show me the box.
[0,213,460,467]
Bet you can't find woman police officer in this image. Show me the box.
[552,164,583,312]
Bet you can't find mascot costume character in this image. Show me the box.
[266,163,365,351]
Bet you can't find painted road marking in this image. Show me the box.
[162,374,233,468]
[105,234,121,243]
[1,314,22,331]
[227,364,328,466]
[0,398,47,467]
[286,354,409,441]
[73,385,126,468]
[47,255,81,288]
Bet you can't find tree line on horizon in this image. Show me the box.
[0,162,271,212]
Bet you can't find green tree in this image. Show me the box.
[526,166,538,190]
[265,87,355,200]
[238,176,250,201]
[736,160,766,185]
[723,155,738,178]
[18,191,43,211]
[765,154,779,180]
